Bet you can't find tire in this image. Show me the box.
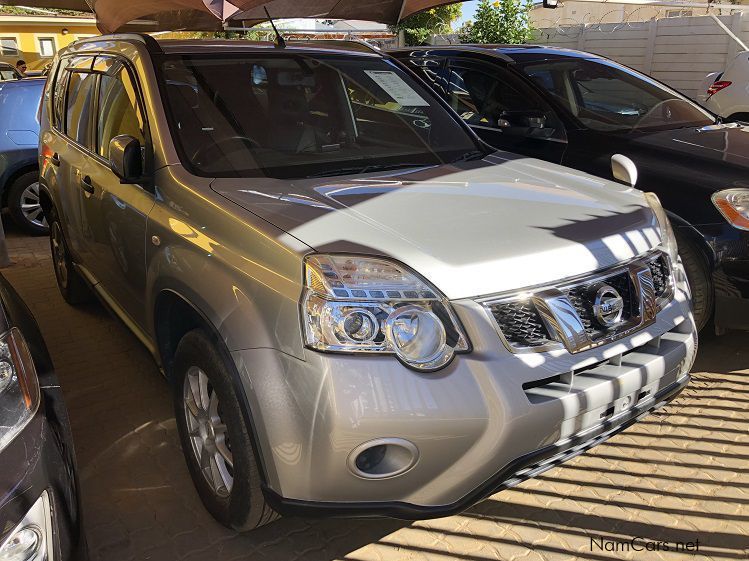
[173,329,278,531]
[7,171,49,235]
[676,232,713,332]
[48,206,91,305]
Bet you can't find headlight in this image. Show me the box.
[0,328,40,452]
[302,255,470,371]
[712,189,749,231]
[645,192,679,264]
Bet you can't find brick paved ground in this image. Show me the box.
[2,222,747,561]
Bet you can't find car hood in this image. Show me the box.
[631,122,749,171]
[211,153,661,299]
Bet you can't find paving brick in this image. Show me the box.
[1,222,747,561]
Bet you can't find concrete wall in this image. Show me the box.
[532,13,749,98]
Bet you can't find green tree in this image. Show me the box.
[459,0,532,44]
[393,4,462,46]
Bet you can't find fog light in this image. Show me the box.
[0,527,41,561]
[348,438,419,479]
[355,444,387,473]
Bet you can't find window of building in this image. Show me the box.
[38,37,56,57]
[0,37,19,56]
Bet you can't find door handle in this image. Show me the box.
[49,153,61,167]
[80,175,94,194]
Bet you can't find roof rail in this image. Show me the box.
[76,32,163,54]
[288,38,381,54]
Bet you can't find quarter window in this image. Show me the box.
[0,37,18,56]
[65,71,97,149]
[96,60,146,161]
[51,58,70,130]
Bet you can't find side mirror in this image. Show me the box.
[109,134,143,184]
[611,154,638,187]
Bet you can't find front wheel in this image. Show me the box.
[676,233,713,332]
[172,329,278,531]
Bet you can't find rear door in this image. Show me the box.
[42,55,93,259]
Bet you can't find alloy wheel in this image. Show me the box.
[20,182,47,229]
[183,366,234,497]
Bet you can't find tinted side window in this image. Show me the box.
[97,61,146,161]
[446,64,565,140]
[65,71,97,149]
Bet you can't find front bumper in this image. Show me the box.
[0,387,84,560]
[231,274,696,518]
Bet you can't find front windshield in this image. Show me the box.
[518,58,714,132]
[158,53,482,178]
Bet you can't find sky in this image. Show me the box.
[457,0,479,25]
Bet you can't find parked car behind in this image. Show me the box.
[40,35,696,531]
[0,273,85,560]
[391,45,749,333]
[0,78,48,234]
[698,50,749,123]
[0,62,22,81]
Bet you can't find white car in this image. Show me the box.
[699,51,749,122]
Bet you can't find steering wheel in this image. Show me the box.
[191,136,260,166]
[634,99,695,129]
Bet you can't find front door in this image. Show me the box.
[80,56,154,330]
[443,60,568,163]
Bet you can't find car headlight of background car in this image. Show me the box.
[712,189,749,231]
[302,255,470,371]
[645,192,680,264]
[0,327,40,452]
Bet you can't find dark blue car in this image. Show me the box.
[0,78,46,234]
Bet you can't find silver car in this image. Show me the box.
[38,35,696,530]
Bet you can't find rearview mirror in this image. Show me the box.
[109,135,143,184]
[611,154,638,187]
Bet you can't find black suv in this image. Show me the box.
[391,45,749,333]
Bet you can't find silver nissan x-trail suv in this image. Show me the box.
[39,34,696,530]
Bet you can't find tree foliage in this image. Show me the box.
[393,4,462,46]
[458,0,532,44]
[0,6,88,16]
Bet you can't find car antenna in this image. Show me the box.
[264,7,287,49]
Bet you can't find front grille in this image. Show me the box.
[647,253,671,301]
[565,270,636,340]
[485,251,674,352]
[492,300,549,348]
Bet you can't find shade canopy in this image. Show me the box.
[0,0,461,33]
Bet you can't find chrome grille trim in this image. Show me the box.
[481,251,673,354]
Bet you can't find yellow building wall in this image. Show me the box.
[0,20,100,70]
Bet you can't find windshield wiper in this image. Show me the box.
[451,150,487,163]
[306,162,432,179]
